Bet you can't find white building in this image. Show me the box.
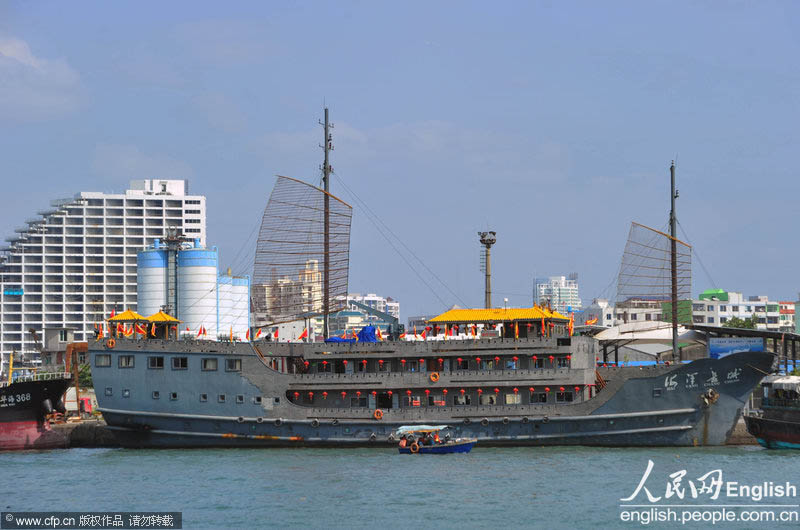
[344,293,400,321]
[575,298,615,328]
[0,179,206,355]
[692,291,782,330]
[534,275,581,314]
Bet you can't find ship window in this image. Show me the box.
[122,389,130,398]
[456,359,469,370]
[105,387,113,396]
[118,355,134,368]
[428,394,446,407]
[404,361,418,372]
[531,358,544,369]
[152,391,160,399]
[479,394,497,405]
[377,361,389,372]
[556,391,573,403]
[505,393,522,405]
[653,389,662,398]
[530,392,547,403]
[402,396,421,407]
[557,357,569,368]
[170,392,178,401]
[349,397,367,407]
[172,357,188,370]
[218,394,226,403]
[200,394,208,402]
[317,362,332,373]
[225,358,241,372]
[454,394,471,405]
[505,359,518,370]
[202,358,218,371]
[253,396,262,404]
[480,360,495,370]
[95,354,111,367]
[148,356,164,369]
[236,394,244,404]
[274,397,280,404]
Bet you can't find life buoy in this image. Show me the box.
[106,338,115,349]
[274,418,283,427]
[409,442,420,453]
[369,433,377,442]
[481,418,489,426]
[542,416,550,424]
[521,417,529,424]
[463,418,471,425]
[311,418,320,427]
[331,418,339,426]
[502,417,509,425]
[237,416,245,423]
[373,409,383,420]
[430,372,440,383]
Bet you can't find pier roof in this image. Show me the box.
[146,310,181,323]
[107,309,147,321]
[429,307,568,323]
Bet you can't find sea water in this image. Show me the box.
[3,446,799,529]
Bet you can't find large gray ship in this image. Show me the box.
[89,330,774,448]
[89,110,775,448]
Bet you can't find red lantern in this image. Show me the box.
[379,359,384,366]
[388,390,393,396]
[443,389,448,394]
[559,386,565,392]
[494,356,500,363]
[361,359,367,365]
[437,358,443,364]
[343,360,348,366]
[419,358,424,364]
[322,391,328,398]
[513,387,518,394]
[406,390,412,396]
[512,356,518,362]
[529,387,535,392]
[322,360,328,366]
[532,355,538,361]
[566,355,571,360]
[401,359,406,365]
[457,357,462,363]
[341,391,347,399]
[476,357,482,363]
[434,326,440,332]
[574,386,580,393]
[527,323,532,329]
[293,392,299,399]
[477,389,483,394]
[460,389,465,394]
[303,361,309,367]
[494,387,500,394]
[356,391,361,397]
[548,355,554,362]
[545,387,551,392]
[424,389,430,395]
[308,391,314,399]
[602,364,607,368]
[425,326,431,331]
[371,390,377,397]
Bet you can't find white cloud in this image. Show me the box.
[92,143,194,180]
[0,36,82,120]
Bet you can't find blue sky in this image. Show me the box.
[1,1,799,318]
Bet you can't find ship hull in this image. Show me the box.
[0,377,72,451]
[90,337,774,448]
[745,415,800,450]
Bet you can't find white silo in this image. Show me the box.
[217,274,233,338]
[177,246,218,337]
[136,243,168,317]
[230,276,250,339]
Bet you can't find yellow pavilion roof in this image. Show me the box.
[107,309,147,321]
[428,307,569,323]
[146,311,182,323]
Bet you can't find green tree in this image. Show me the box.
[722,316,757,329]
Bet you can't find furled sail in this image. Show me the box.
[252,175,353,326]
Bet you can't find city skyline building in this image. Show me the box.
[0,179,206,356]
[534,275,582,314]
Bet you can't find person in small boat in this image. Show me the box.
[433,433,441,444]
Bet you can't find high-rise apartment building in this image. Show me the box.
[534,275,581,314]
[0,179,206,356]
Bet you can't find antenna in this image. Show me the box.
[478,231,496,309]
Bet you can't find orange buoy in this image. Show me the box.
[373,409,383,420]
[430,372,440,383]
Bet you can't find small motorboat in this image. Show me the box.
[395,425,477,454]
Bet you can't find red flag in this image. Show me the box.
[399,331,406,339]
[514,321,519,339]
[246,329,251,340]
[376,327,383,341]
[274,328,279,340]
[151,323,156,337]
[230,326,234,342]
[421,329,427,339]
[197,326,204,338]
[256,328,262,338]
[135,323,146,335]
[116,323,124,335]
[298,328,308,340]
[110,309,116,318]
[541,318,545,334]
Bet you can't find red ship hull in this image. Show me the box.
[0,376,73,451]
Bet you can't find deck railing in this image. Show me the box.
[0,372,72,389]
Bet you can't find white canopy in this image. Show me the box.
[593,321,705,344]
[765,376,800,393]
